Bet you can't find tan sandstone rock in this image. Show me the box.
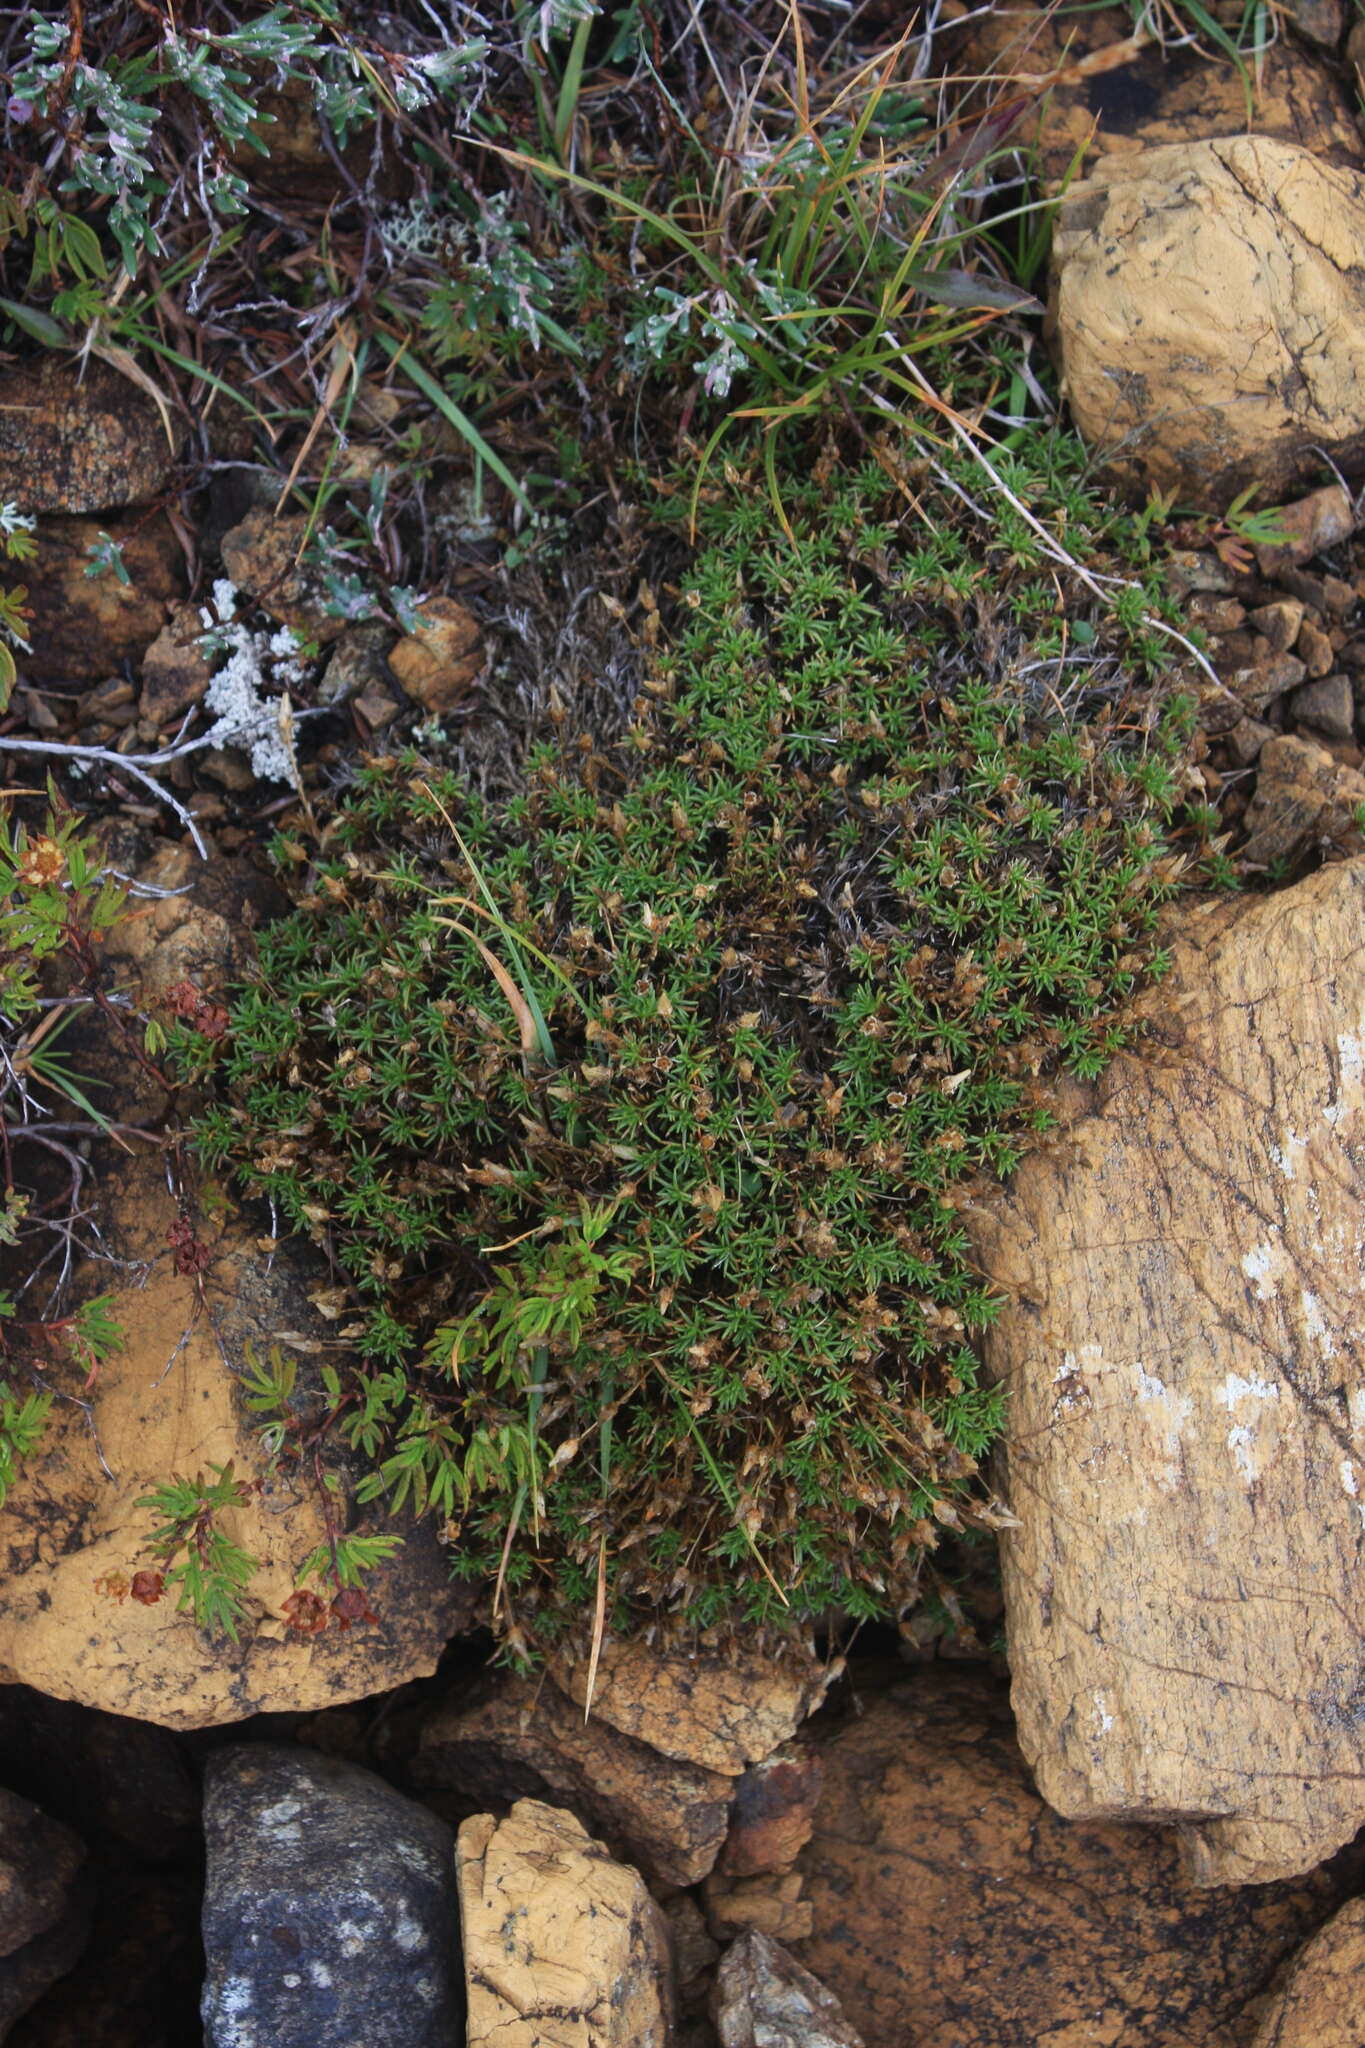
[456,1798,675,2048]
[137,601,216,733]
[415,1669,733,1886]
[967,858,1365,1884]
[1248,1897,1365,2047]
[99,839,268,1010]
[704,1868,813,1945]
[551,1640,837,1776]
[1239,733,1365,868]
[0,1156,474,1727]
[795,1668,1365,2048]
[386,594,482,713]
[1050,136,1365,508]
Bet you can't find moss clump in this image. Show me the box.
[193,449,1188,1653]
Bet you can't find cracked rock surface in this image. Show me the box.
[456,1797,675,2048]
[1050,135,1365,508]
[415,1670,734,1888]
[968,856,1365,1884]
[548,1640,836,1776]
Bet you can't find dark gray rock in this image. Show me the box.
[0,1688,200,1865]
[0,1788,93,2041]
[201,1745,460,2048]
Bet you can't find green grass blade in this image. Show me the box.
[373,329,534,516]
[554,8,594,160]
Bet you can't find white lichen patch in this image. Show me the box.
[258,1797,303,1844]
[1269,1127,1311,1179]
[335,1918,369,1959]
[198,578,306,788]
[1132,1361,1192,1487]
[1241,1241,1282,1301]
[1301,1290,1337,1358]
[212,1974,259,2048]
[1226,1422,1259,1483]
[1217,1372,1280,1408]
[1325,1029,1365,1128]
[393,1910,428,1953]
[1217,1374,1280,1486]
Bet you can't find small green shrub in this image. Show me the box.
[193,443,1188,1653]
[136,1463,260,1642]
[6,7,488,275]
[0,503,36,709]
[0,1379,52,1511]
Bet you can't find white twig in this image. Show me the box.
[0,707,329,857]
[0,733,211,856]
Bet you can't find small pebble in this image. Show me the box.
[1290,673,1356,742]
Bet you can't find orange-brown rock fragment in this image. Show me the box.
[219,507,345,646]
[720,1748,824,1877]
[1248,1897,1365,2047]
[386,594,482,712]
[1239,734,1365,867]
[968,858,1365,1884]
[551,1640,837,1775]
[137,602,216,732]
[795,1670,1365,2048]
[415,1671,733,1886]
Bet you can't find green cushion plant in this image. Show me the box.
[189,442,1190,1656]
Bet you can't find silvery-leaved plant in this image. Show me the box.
[11,7,489,271]
[522,0,601,53]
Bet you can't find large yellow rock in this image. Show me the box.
[0,1158,474,1727]
[969,858,1365,1883]
[1050,136,1365,508]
